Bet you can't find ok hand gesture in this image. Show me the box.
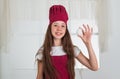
[77,24,93,44]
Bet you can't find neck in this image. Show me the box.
[54,39,62,46]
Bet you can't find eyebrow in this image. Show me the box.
[53,23,58,24]
[53,23,65,25]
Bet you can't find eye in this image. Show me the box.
[54,24,57,27]
[62,25,66,27]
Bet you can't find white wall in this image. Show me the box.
[0,53,1,79]
[81,0,120,79]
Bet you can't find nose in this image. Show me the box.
[57,26,62,30]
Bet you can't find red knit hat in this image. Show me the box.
[49,5,68,24]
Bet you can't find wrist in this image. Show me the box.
[85,41,92,47]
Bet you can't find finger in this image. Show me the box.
[77,27,82,36]
[77,34,83,40]
[83,24,87,32]
[81,28,85,35]
[78,26,84,35]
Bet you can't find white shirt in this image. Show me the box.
[36,46,81,60]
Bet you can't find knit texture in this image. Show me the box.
[49,5,68,24]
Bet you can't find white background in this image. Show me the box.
[1,0,120,79]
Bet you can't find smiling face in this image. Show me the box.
[51,21,67,40]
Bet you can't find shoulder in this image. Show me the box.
[35,47,44,60]
[73,45,81,57]
[37,47,44,54]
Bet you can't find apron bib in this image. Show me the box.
[51,55,70,79]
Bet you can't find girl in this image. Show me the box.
[36,5,98,79]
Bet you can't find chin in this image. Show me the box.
[54,36,63,39]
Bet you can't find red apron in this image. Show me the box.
[51,55,70,79]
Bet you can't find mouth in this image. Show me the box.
[55,32,63,36]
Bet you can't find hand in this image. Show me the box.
[77,24,93,44]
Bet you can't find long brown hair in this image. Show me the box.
[41,24,75,79]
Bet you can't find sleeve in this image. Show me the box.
[74,46,81,57]
[35,47,43,60]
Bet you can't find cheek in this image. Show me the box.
[51,28,56,35]
[51,28,56,32]
[51,26,56,31]
[64,30,66,33]
[64,27,67,32]
[63,29,66,35]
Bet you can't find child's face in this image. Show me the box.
[51,21,66,40]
